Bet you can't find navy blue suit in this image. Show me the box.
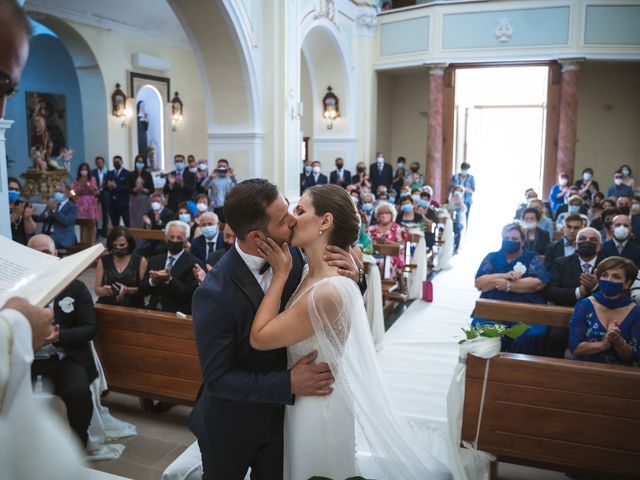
[106,168,130,227]
[188,245,305,479]
[36,200,77,248]
[329,169,352,188]
[369,162,393,193]
[190,233,226,265]
[302,173,328,190]
[600,239,640,267]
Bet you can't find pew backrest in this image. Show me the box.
[474,299,573,328]
[106,227,166,241]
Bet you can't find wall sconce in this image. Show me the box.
[111,83,132,127]
[322,86,340,129]
[171,91,184,132]
[121,101,133,128]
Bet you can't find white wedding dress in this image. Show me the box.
[283,268,451,480]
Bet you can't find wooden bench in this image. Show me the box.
[473,299,573,328]
[462,353,640,478]
[106,226,166,241]
[93,304,201,407]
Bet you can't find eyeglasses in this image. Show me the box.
[0,70,19,99]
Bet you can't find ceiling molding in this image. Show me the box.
[25,0,192,50]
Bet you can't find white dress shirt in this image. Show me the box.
[235,241,273,293]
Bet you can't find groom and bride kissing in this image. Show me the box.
[188,179,451,480]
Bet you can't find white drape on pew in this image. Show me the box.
[436,216,454,271]
[407,232,427,300]
[446,336,500,480]
[363,253,385,347]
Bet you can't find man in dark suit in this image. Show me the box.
[616,195,640,246]
[545,227,602,358]
[300,160,312,195]
[600,214,640,266]
[163,154,196,212]
[105,155,130,227]
[91,155,110,236]
[27,234,98,447]
[302,160,328,190]
[138,220,202,314]
[190,211,226,264]
[543,213,583,270]
[329,157,351,188]
[142,193,174,230]
[189,179,365,479]
[35,183,77,249]
[369,151,393,194]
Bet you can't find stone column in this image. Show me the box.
[556,59,583,179]
[0,119,13,238]
[426,64,446,203]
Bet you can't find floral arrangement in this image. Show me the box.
[459,322,530,344]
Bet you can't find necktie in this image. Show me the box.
[166,256,176,270]
[582,263,592,273]
[259,262,270,275]
[206,241,214,257]
[618,243,624,255]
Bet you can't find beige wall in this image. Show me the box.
[69,21,208,169]
[575,61,640,188]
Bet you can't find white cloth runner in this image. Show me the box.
[436,216,454,271]
[362,253,385,348]
[407,232,428,300]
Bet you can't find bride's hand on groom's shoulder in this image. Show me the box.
[256,238,292,278]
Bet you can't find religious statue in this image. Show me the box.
[147,143,157,172]
[137,100,149,157]
[30,97,49,154]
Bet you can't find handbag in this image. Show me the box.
[422,280,433,302]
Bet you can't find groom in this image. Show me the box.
[189,179,364,479]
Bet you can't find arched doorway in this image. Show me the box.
[134,85,165,172]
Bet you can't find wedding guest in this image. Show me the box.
[176,202,198,241]
[574,167,599,202]
[369,152,393,193]
[528,198,554,240]
[35,183,77,249]
[472,223,550,355]
[352,161,371,190]
[8,176,35,244]
[138,221,203,314]
[367,201,407,278]
[92,156,110,236]
[391,156,406,193]
[201,158,237,222]
[600,214,640,266]
[127,154,154,228]
[521,207,550,256]
[549,172,570,214]
[607,171,634,199]
[95,226,147,308]
[447,187,467,252]
[423,185,440,208]
[105,155,130,227]
[450,162,474,223]
[329,157,351,188]
[620,164,635,190]
[194,192,211,218]
[143,193,174,231]
[195,159,209,194]
[28,234,97,447]
[597,207,620,243]
[190,211,225,264]
[397,196,423,226]
[303,160,328,190]
[206,223,235,269]
[569,256,640,365]
[300,160,312,194]
[72,162,99,245]
[164,154,196,213]
[544,213,583,270]
[405,161,424,190]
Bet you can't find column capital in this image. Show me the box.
[0,119,14,142]
[558,57,585,73]
[355,13,377,37]
[425,63,448,76]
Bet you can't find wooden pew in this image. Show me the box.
[462,353,640,478]
[106,226,165,241]
[94,304,201,407]
[473,299,573,328]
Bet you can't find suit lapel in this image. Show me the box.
[228,247,264,311]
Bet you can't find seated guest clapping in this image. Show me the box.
[600,214,640,266]
[472,223,551,355]
[521,207,550,255]
[95,227,147,308]
[545,227,603,357]
[138,221,203,314]
[142,193,174,230]
[544,213,583,270]
[569,256,640,365]
[190,211,225,264]
[27,234,97,447]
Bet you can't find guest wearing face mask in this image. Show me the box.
[329,157,351,188]
[72,162,99,245]
[617,195,640,247]
[555,194,589,226]
[528,198,554,241]
[569,256,640,365]
[544,214,583,270]
[35,183,77,249]
[619,164,635,190]
[367,201,407,278]
[195,159,210,194]
[450,162,475,223]
[398,196,423,227]
[8,176,36,245]
[127,154,154,228]
[190,211,225,264]
[607,171,634,199]
[359,192,376,227]
[352,161,371,190]
[163,154,196,213]
[472,223,551,355]
[302,160,328,190]
[193,193,211,230]
[143,193,174,230]
[545,227,603,357]
[406,161,425,190]
[574,167,599,202]
[521,207,550,256]
[175,202,198,241]
[105,155,130,227]
[300,160,312,194]
[596,207,620,244]
[549,172,571,214]
[369,152,393,194]
[392,156,406,193]
[600,214,640,266]
[138,221,203,314]
[201,158,237,222]
[447,187,467,253]
[95,227,147,308]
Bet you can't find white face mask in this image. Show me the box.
[614,178,623,186]
[622,169,630,176]
[583,173,592,181]
[312,166,320,174]
[196,203,208,212]
[377,157,384,164]
[614,225,629,241]
[198,164,208,171]
[559,178,568,186]
[189,167,197,173]
[523,221,537,231]
[151,202,162,212]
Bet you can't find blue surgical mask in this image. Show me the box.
[411,195,420,203]
[397,162,405,169]
[501,239,521,255]
[53,192,65,203]
[568,205,580,214]
[401,204,413,213]
[599,279,625,297]
[201,225,219,239]
[304,165,312,174]
[136,162,145,170]
[179,213,191,223]
[388,197,395,204]
[8,190,19,202]
[362,203,374,212]
[175,162,185,171]
[419,200,429,208]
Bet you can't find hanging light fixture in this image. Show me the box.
[322,86,340,129]
[171,91,184,132]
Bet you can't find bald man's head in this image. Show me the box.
[27,234,57,256]
[0,0,31,118]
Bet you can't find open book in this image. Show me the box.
[0,235,105,308]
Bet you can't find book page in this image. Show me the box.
[0,236,105,308]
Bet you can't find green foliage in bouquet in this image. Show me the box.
[459,322,530,345]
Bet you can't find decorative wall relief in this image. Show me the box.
[495,17,514,43]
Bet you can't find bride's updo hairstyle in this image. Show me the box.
[306,184,360,250]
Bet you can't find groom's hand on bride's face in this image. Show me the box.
[324,246,360,284]
[290,351,335,397]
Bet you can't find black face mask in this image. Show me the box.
[336,163,344,169]
[166,240,184,255]
[114,162,122,169]
[112,247,129,257]
[619,206,631,215]
[410,167,419,173]
[357,167,365,173]
[576,241,598,258]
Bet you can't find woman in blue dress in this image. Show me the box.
[472,222,551,354]
[569,256,640,365]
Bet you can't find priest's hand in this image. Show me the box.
[2,297,54,351]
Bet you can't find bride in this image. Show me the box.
[250,184,451,480]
